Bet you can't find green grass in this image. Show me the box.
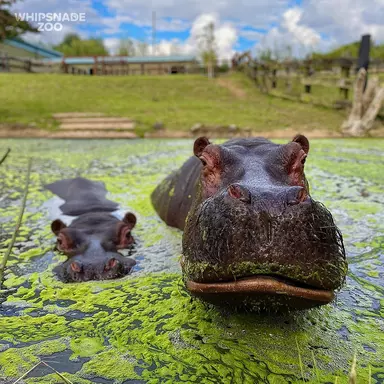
[0,72,346,134]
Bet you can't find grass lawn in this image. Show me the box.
[0,72,347,134]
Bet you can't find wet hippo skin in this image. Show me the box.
[151,135,348,311]
[45,177,137,283]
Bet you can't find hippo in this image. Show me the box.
[45,177,137,282]
[151,135,347,311]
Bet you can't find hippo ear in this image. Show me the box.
[51,219,67,236]
[105,258,119,271]
[123,212,137,229]
[70,261,82,273]
[292,134,310,154]
[194,137,211,157]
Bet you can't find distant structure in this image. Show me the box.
[43,55,198,75]
[0,37,63,59]
[0,37,198,75]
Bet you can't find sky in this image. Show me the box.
[11,0,384,60]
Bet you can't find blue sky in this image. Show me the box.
[13,0,384,59]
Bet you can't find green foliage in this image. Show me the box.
[312,40,384,60]
[0,0,38,41]
[53,33,108,56]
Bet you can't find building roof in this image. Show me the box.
[43,55,197,65]
[4,38,63,58]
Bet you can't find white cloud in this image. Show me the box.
[175,13,238,61]
[104,0,290,30]
[239,29,264,42]
[282,8,320,47]
[253,7,325,58]
[105,13,237,61]
[11,0,384,58]
[300,0,384,45]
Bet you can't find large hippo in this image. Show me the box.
[45,177,137,282]
[151,135,348,310]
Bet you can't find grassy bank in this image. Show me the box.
[0,72,346,134]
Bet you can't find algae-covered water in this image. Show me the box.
[0,138,383,384]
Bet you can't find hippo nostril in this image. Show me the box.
[287,186,305,205]
[228,184,251,203]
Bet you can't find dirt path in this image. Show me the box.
[216,78,247,99]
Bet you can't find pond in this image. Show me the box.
[0,138,383,384]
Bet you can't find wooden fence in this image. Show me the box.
[233,52,384,110]
[0,53,87,75]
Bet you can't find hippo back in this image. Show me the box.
[151,156,201,230]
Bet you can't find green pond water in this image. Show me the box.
[0,138,383,384]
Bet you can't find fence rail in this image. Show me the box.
[233,53,384,110]
[0,53,87,75]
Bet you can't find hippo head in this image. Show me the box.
[51,212,137,282]
[182,136,347,310]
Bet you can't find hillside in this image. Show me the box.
[312,41,384,60]
[0,73,345,135]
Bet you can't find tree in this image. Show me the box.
[0,0,38,41]
[136,40,149,56]
[341,68,384,136]
[62,33,81,46]
[118,38,136,56]
[198,22,217,78]
[54,34,108,56]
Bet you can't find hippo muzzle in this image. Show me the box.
[182,191,346,310]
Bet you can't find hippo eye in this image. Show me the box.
[199,157,207,167]
[57,238,62,246]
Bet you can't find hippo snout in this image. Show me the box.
[182,192,347,292]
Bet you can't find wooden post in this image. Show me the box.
[357,34,371,91]
[285,64,292,94]
[339,58,352,100]
[25,59,32,73]
[357,34,370,72]
[304,60,312,94]
[271,68,277,88]
[93,56,98,76]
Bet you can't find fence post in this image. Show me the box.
[339,58,353,100]
[357,34,371,91]
[285,64,292,94]
[93,56,98,75]
[271,68,277,89]
[25,59,32,73]
[303,60,312,94]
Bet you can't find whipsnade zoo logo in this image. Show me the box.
[14,12,86,31]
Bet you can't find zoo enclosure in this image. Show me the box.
[0,52,198,76]
[233,52,384,110]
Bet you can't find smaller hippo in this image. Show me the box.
[45,177,137,283]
